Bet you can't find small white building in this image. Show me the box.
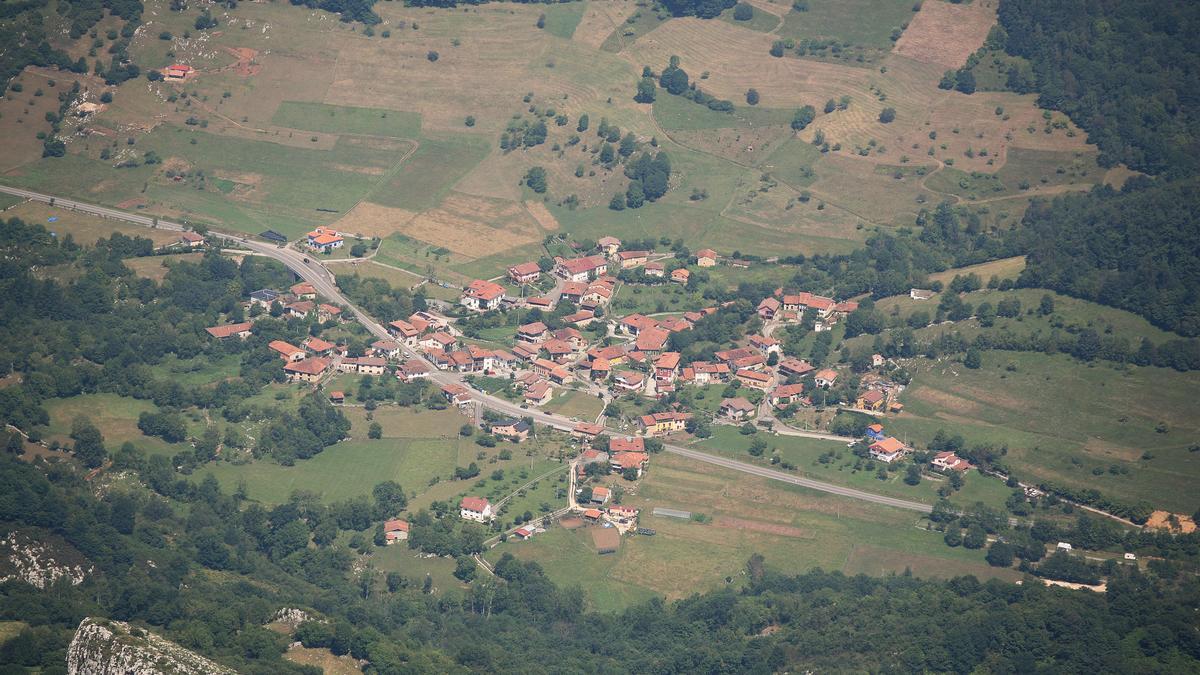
[460,497,494,523]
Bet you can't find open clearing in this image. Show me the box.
[3,201,179,247]
[889,351,1200,513]
[893,0,998,69]
[124,253,205,282]
[490,452,1013,610]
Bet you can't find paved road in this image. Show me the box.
[2,185,931,514]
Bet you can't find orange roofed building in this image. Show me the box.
[306,227,344,252]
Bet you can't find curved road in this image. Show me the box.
[0,185,930,514]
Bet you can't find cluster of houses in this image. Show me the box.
[462,236,714,315]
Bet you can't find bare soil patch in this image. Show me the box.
[331,201,418,239]
[115,198,147,210]
[399,193,544,257]
[1145,511,1197,534]
[590,527,621,552]
[893,0,997,69]
[222,47,262,78]
[714,517,810,538]
[560,516,585,529]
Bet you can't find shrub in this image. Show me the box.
[733,3,754,20]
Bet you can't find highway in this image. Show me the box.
[0,184,932,514]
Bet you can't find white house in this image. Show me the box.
[460,496,494,522]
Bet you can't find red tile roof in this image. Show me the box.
[284,357,330,375]
[205,322,253,339]
[460,497,490,513]
[609,437,645,453]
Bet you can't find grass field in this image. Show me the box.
[145,353,242,386]
[0,194,25,211]
[775,0,917,49]
[695,426,1012,512]
[43,394,180,457]
[719,4,783,33]
[888,351,1200,513]
[489,451,1017,610]
[0,621,28,646]
[124,253,205,282]
[2,201,179,246]
[542,389,605,421]
[540,2,587,40]
[270,101,422,138]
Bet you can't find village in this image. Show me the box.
[197,229,988,550]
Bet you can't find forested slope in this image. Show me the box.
[998,0,1200,177]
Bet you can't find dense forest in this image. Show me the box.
[1017,177,1200,336]
[998,0,1200,177]
[3,454,1199,673]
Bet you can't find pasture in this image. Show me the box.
[889,351,1200,513]
[42,394,180,457]
[2,201,178,247]
[489,451,1016,611]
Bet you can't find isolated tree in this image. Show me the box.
[427,51,439,62]
[791,105,815,130]
[368,422,383,439]
[986,540,1015,567]
[70,416,107,468]
[879,107,897,123]
[536,13,545,28]
[733,3,753,20]
[745,88,760,105]
[464,115,475,127]
[659,61,689,95]
[576,113,589,132]
[904,464,922,485]
[824,98,836,113]
[635,77,657,103]
[963,348,982,369]
[454,557,476,582]
[524,166,548,193]
[963,524,987,549]
[599,142,615,163]
[770,41,785,58]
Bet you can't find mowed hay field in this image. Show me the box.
[489,452,1015,611]
[1,201,180,246]
[889,351,1200,513]
[893,0,998,69]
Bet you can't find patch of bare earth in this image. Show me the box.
[893,0,997,69]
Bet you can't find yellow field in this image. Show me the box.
[3,201,180,246]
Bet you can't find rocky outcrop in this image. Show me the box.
[66,618,238,675]
[0,530,91,589]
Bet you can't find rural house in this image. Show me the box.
[383,519,409,544]
[284,357,330,383]
[507,261,542,284]
[460,497,494,523]
[205,322,253,340]
[932,452,972,472]
[269,340,306,362]
[720,397,757,420]
[554,255,609,282]
[461,279,506,311]
[869,437,908,463]
[638,412,691,435]
[490,419,531,442]
[696,249,718,267]
[306,227,344,252]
